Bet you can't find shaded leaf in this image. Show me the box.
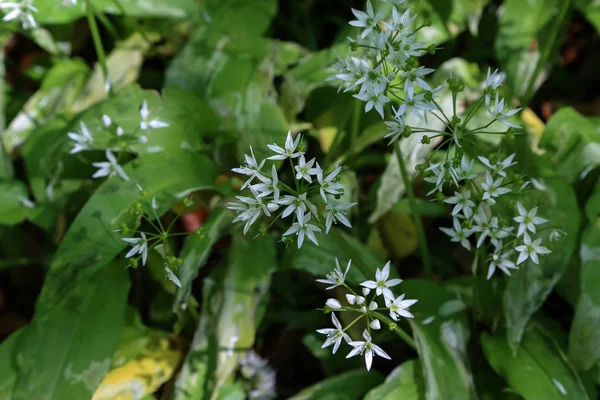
[0,181,33,225]
[364,359,426,400]
[289,369,384,400]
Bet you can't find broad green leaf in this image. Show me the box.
[364,359,425,400]
[504,178,580,351]
[173,207,233,313]
[201,0,278,37]
[569,187,600,371]
[0,329,24,398]
[11,262,130,400]
[539,108,600,183]
[31,0,200,24]
[32,150,217,316]
[401,280,476,400]
[289,369,384,400]
[174,234,276,399]
[445,276,505,324]
[482,327,590,400]
[0,181,33,225]
[412,0,490,42]
[166,30,289,162]
[576,0,600,33]
[495,0,564,98]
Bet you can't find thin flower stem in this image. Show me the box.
[372,311,416,350]
[394,141,432,278]
[85,0,109,90]
[350,98,361,153]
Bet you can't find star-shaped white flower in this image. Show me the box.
[140,100,169,131]
[487,93,522,129]
[484,68,505,108]
[349,0,383,39]
[486,250,517,279]
[92,150,129,181]
[444,190,475,218]
[252,164,280,202]
[1,0,37,29]
[515,233,551,265]
[122,232,148,266]
[282,212,322,248]
[232,147,266,189]
[317,164,344,202]
[481,172,511,205]
[385,293,417,321]
[67,121,94,154]
[267,131,303,160]
[294,155,321,183]
[277,192,317,219]
[316,258,352,290]
[317,313,351,354]
[360,261,402,300]
[325,202,356,233]
[513,202,548,237]
[440,217,473,250]
[478,153,517,177]
[228,187,271,235]
[354,82,390,118]
[346,330,391,371]
[164,265,182,288]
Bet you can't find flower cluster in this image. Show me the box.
[316,258,417,371]
[239,350,277,400]
[67,100,169,181]
[1,0,37,29]
[117,185,198,288]
[432,153,557,278]
[228,131,356,248]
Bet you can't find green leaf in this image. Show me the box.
[0,329,24,398]
[0,181,33,225]
[539,108,600,183]
[401,280,476,400]
[174,234,276,399]
[504,178,580,351]
[32,150,217,316]
[173,208,233,313]
[31,0,201,24]
[495,0,564,98]
[11,262,130,400]
[288,369,384,400]
[201,0,278,37]
[576,0,600,33]
[364,359,426,400]
[569,187,600,371]
[482,327,590,400]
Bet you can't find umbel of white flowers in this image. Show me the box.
[316,258,417,371]
[228,131,357,248]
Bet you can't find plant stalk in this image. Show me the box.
[373,311,416,350]
[393,140,431,278]
[85,0,109,90]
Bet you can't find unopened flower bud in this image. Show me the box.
[267,202,280,212]
[402,125,412,138]
[436,192,445,202]
[368,301,378,311]
[350,41,359,51]
[102,115,112,127]
[346,294,357,305]
[326,298,342,310]
[356,296,366,305]
[362,288,370,296]
[415,163,426,173]
[370,319,381,330]
[421,136,431,145]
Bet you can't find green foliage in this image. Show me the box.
[288,369,384,400]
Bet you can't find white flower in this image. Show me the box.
[478,153,516,178]
[513,202,548,237]
[487,93,522,129]
[67,121,94,154]
[122,232,148,266]
[232,147,265,189]
[92,150,129,181]
[326,298,342,310]
[481,172,511,205]
[384,293,417,321]
[317,313,351,354]
[383,7,414,31]
[424,162,446,195]
[486,251,517,279]
[484,68,505,107]
[401,67,434,98]
[440,217,473,250]
[252,164,280,201]
[317,164,344,202]
[164,265,182,288]
[515,233,551,265]
[1,0,37,29]
[294,155,321,183]
[228,187,271,235]
[316,258,352,290]
[354,82,390,118]
[383,111,405,145]
[267,131,303,160]
[277,192,317,219]
[455,155,477,182]
[325,203,356,233]
[282,212,322,248]
[102,114,112,127]
[549,229,566,242]
[472,210,492,248]
[444,190,475,218]
[140,100,169,130]
[360,261,402,300]
[349,0,383,39]
[489,222,513,249]
[346,330,391,371]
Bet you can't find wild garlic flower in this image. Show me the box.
[316,259,417,371]
[122,232,148,266]
[68,121,94,154]
[139,100,169,131]
[1,0,37,29]
[240,351,277,400]
[228,131,356,248]
[92,150,129,181]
